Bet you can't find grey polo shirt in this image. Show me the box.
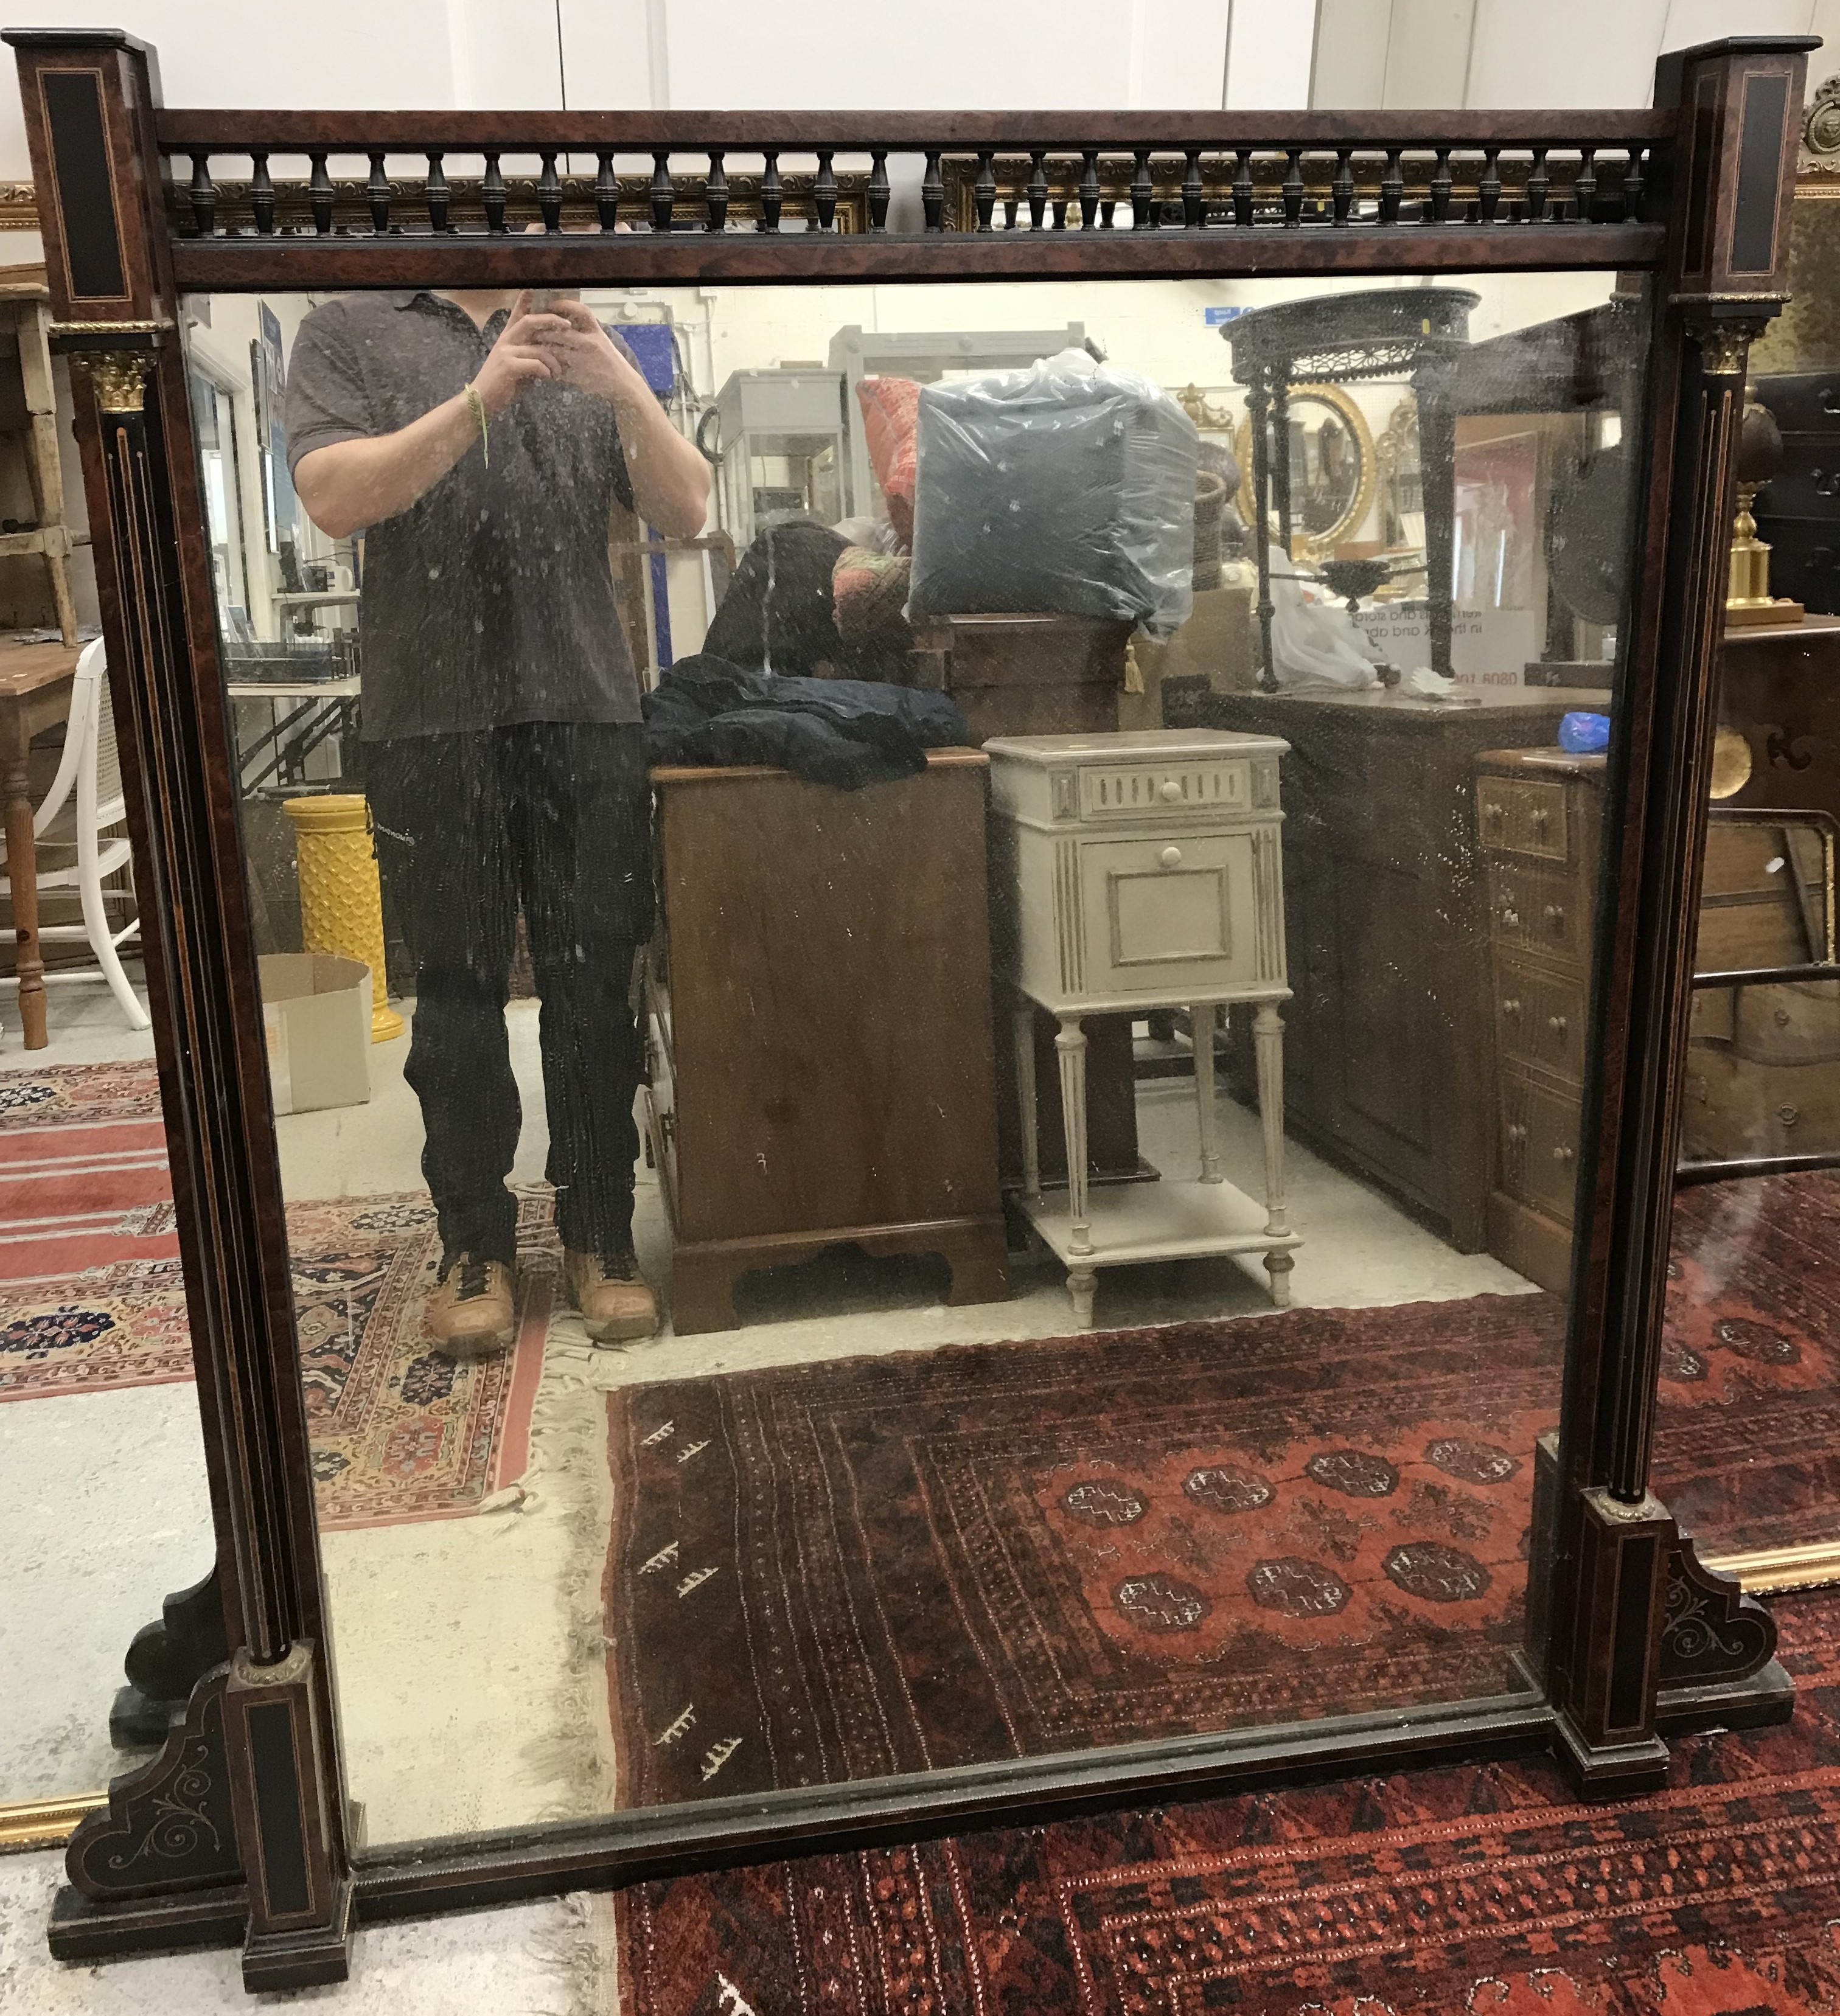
[284,290,641,742]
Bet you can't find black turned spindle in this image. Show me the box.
[188,154,215,237]
[649,150,673,232]
[1079,148,1101,230]
[1280,147,1304,227]
[1331,147,1354,224]
[868,149,890,231]
[1232,150,1254,227]
[974,150,996,231]
[760,150,782,232]
[1028,150,1049,230]
[1100,199,1117,230]
[1527,146,1549,223]
[425,152,449,234]
[251,151,275,235]
[1623,145,1645,222]
[1003,196,1019,230]
[706,150,728,233]
[814,149,837,231]
[922,150,944,231]
[1573,145,1597,223]
[1131,148,1155,229]
[1429,145,1452,223]
[483,152,507,232]
[538,151,563,232]
[594,151,618,231]
[1479,145,1502,223]
[308,151,333,234]
[1182,148,1204,230]
[1052,197,1068,229]
[367,151,390,233]
[1380,147,1403,224]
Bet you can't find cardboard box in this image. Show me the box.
[259,953,372,1115]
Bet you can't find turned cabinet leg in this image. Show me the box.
[1055,1014,1092,1256]
[1068,1265,1097,1330]
[1192,1003,1222,1183]
[1254,1001,1292,1305]
[1014,1004,1042,1204]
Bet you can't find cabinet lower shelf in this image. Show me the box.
[1018,1175,1300,1325]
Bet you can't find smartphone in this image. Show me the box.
[530,288,581,312]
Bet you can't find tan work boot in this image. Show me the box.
[427,1253,516,1359]
[563,1240,659,1344]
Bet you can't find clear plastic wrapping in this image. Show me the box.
[907,351,1199,637]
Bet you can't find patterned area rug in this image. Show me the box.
[0,1062,548,1531]
[1654,1171,1840,1560]
[0,1060,186,1394]
[605,1296,1567,1806]
[616,1588,1840,2015]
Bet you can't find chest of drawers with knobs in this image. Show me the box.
[1476,746,1605,1293]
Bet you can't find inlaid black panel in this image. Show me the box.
[1730,70,1788,274]
[42,68,125,299]
[1609,1535,1657,1731]
[248,1701,310,1918]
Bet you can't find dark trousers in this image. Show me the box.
[366,721,653,1270]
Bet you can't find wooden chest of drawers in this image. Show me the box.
[644,752,1009,1335]
[1477,747,1605,1293]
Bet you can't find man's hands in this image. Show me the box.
[472,293,565,415]
[529,299,653,411]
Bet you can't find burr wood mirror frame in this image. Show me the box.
[4,25,1816,1992]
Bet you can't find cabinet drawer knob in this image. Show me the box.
[1547,1014,1568,1037]
[1159,845,1183,868]
[1159,778,1184,803]
[1543,903,1565,926]
[1483,801,1505,821]
[1507,1122,1528,1144]
[1779,1104,1802,1129]
[1552,1144,1575,1164]
[1502,908,1521,928]
[1502,998,1522,1017]
[1531,807,1550,830]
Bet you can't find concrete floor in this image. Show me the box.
[2,973,1546,2010]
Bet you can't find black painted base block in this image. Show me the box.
[47,1881,247,1964]
[1656,1655,1797,1736]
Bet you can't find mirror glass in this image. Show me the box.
[183,265,1649,1855]
[1657,795,1840,1590]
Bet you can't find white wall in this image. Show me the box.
[1313,0,1835,107]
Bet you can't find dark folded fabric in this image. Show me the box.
[643,652,971,790]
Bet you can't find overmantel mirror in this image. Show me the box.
[5,26,1816,1991]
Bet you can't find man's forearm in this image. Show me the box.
[294,392,482,539]
[609,385,711,540]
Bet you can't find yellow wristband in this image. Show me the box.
[465,380,489,467]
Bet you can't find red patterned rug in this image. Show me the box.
[0,1061,548,1531]
[616,1588,1840,2015]
[1654,1171,1840,1562]
[605,1295,1566,1805]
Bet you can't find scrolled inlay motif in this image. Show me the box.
[65,1668,242,1899]
[1658,1540,1776,1688]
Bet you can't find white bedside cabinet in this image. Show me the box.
[984,727,1298,1326]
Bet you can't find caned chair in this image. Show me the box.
[0,638,148,1032]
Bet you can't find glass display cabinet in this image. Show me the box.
[3,25,1818,1992]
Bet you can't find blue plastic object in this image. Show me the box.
[1558,711,1611,754]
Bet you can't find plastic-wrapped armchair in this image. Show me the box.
[0,639,148,1032]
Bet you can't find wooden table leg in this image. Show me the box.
[1,707,46,1049]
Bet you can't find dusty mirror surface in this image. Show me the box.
[183,266,1650,1853]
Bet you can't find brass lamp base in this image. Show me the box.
[1726,476,1804,629]
[1726,596,1805,628]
